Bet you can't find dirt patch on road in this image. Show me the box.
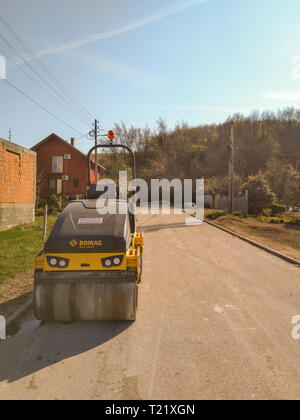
[0,272,33,318]
[214,216,300,262]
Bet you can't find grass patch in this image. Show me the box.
[205,209,228,220]
[0,215,57,283]
[210,213,300,261]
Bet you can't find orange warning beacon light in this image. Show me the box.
[108,130,115,140]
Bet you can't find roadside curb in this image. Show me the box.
[6,293,33,327]
[204,220,300,267]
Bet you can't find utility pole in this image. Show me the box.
[245,189,249,217]
[94,119,98,183]
[8,128,11,142]
[43,204,48,240]
[228,125,235,214]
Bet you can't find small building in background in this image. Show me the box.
[32,133,104,197]
[0,138,36,231]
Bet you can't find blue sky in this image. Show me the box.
[1,0,300,151]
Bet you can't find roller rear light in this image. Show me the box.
[47,256,70,269]
[101,255,124,268]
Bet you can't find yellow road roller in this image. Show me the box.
[33,142,143,322]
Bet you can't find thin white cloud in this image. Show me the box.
[71,50,149,81]
[263,90,300,101]
[37,0,207,58]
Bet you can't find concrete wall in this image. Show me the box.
[0,138,36,231]
[0,203,35,231]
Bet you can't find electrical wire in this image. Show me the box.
[0,14,96,124]
[75,133,89,141]
[0,33,93,128]
[2,78,84,136]
[0,48,92,128]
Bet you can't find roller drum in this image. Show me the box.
[34,269,138,322]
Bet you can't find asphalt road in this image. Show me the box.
[0,213,300,400]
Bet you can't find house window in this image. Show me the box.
[52,156,63,173]
[49,179,56,190]
[73,178,79,188]
[49,178,62,194]
[57,179,62,195]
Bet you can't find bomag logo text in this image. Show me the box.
[79,240,103,248]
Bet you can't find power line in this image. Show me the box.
[0,14,95,122]
[0,33,92,127]
[0,48,92,127]
[2,78,84,136]
[74,134,95,144]
[75,133,89,141]
[0,14,96,124]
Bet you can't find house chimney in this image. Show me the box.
[71,137,75,147]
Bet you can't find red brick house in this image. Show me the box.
[32,133,104,197]
[0,138,36,231]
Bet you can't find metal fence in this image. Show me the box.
[205,194,248,215]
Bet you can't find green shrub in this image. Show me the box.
[233,211,244,218]
[285,218,300,225]
[206,210,228,220]
[270,203,286,216]
[46,195,60,213]
[270,218,285,224]
[262,208,272,217]
[241,173,276,215]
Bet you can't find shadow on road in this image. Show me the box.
[138,222,201,233]
[0,315,132,383]
[139,223,187,232]
[0,292,32,318]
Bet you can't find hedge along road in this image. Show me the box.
[0,212,299,400]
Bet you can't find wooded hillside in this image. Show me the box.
[101,108,300,208]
